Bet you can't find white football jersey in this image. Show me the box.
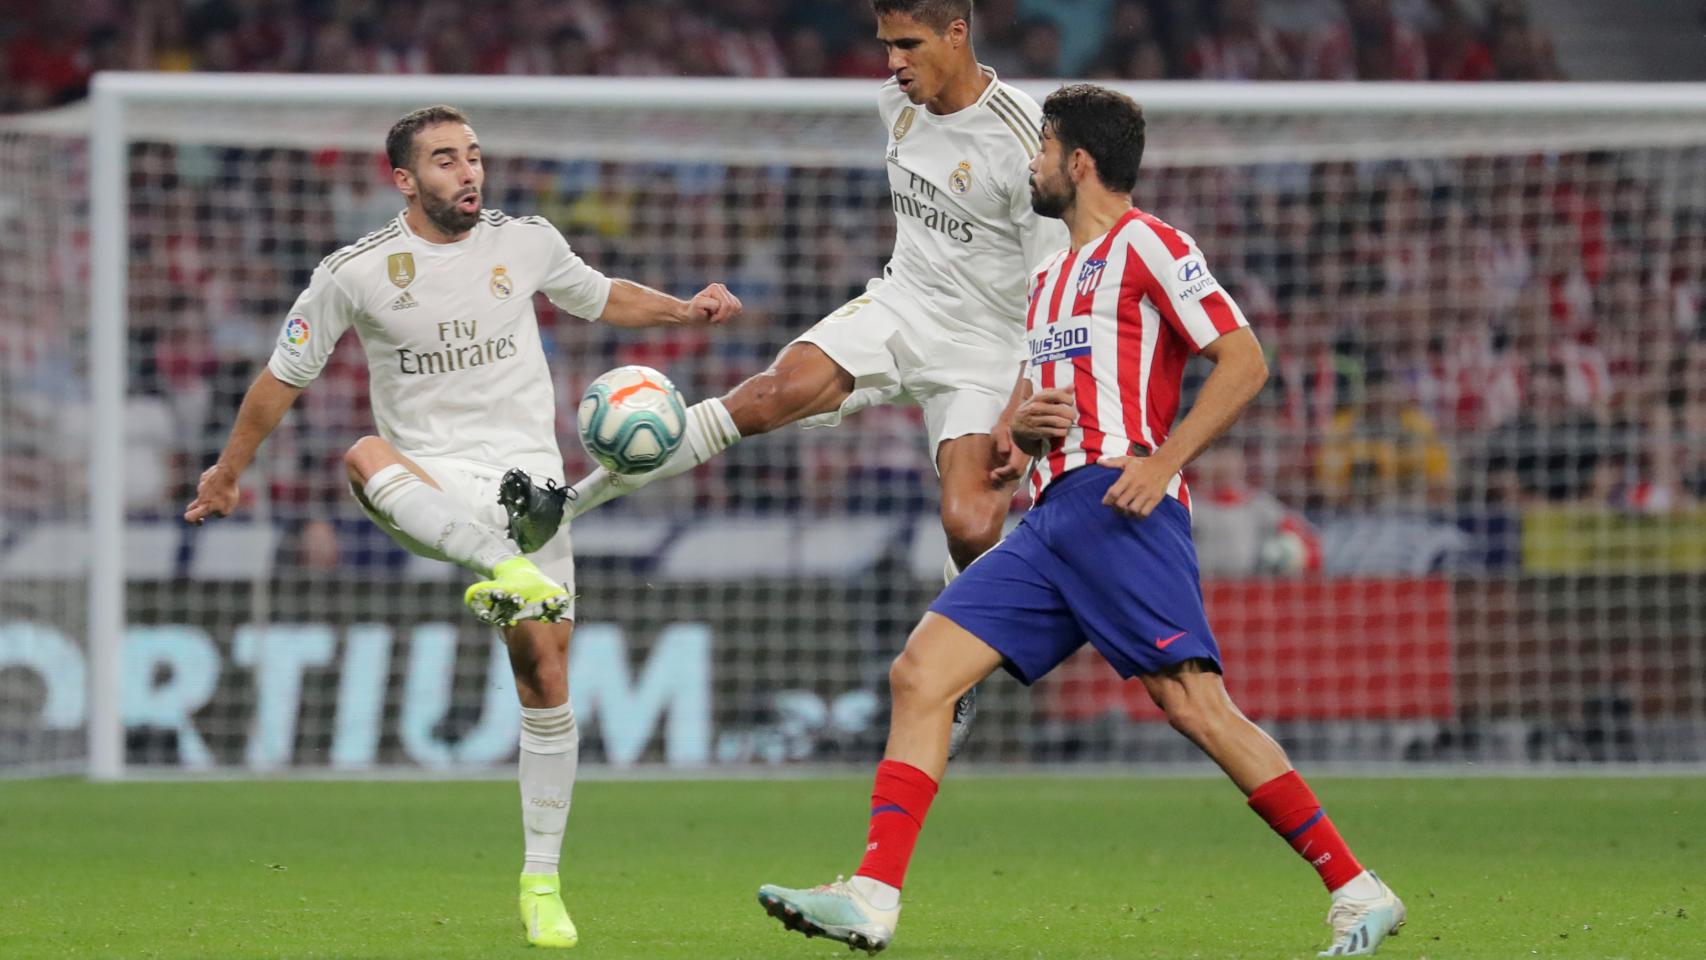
[870,67,1069,360]
[267,210,612,482]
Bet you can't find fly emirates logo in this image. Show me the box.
[891,171,975,244]
[396,318,520,376]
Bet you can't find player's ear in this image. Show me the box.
[391,165,415,199]
[1068,147,1092,185]
[945,17,968,48]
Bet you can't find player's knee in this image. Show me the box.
[887,646,944,709]
[342,435,391,485]
[940,498,1005,564]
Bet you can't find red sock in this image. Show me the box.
[1247,770,1364,892]
[854,759,939,889]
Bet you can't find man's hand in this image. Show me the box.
[684,283,742,325]
[1096,455,1174,520]
[1009,383,1075,457]
[988,417,1030,483]
[184,463,241,525]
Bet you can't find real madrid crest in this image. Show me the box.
[892,106,916,142]
[387,252,416,289]
[949,160,973,195]
[489,265,514,299]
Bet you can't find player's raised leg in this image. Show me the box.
[502,618,582,949]
[555,341,853,519]
[758,613,1006,954]
[1140,663,1406,956]
[344,436,569,625]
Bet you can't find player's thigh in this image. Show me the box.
[766,295,908,433]
[925,520,1087,686]
[1046,470,1221,679]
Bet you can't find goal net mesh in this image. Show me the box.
[4,82,1706,774]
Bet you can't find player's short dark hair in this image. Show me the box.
[1042,84,1145,194]
[871,0,972,32]
[386,105,472,171]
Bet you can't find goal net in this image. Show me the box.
[3,75,1706,777]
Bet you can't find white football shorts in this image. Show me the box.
[792,290,1018,460]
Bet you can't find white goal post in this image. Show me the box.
[6,73,1706,778]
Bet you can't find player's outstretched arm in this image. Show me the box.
[183,368,304,525]
[1100,327,1268,518]
[598,279,741,328]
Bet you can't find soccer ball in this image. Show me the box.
[577,365,688,475]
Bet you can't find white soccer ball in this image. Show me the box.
[577,365,688,475]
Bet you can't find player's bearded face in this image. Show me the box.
[406,123,485,236]
[417,168,482,235]
[1029,135,1074,219]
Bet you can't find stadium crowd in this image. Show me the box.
[2,0,1567,112]
[8,0,1704,579]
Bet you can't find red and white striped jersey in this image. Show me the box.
[1024,208,1249,507]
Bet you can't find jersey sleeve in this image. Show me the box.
[1127,219,1250,353]
[539,228,613,321]
[267,265,358,388]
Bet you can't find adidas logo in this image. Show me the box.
[391,291,420,311]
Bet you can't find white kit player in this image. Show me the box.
[503,0,1068,751]
[183,105,741,949]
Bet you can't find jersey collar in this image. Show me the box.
[395,210,484,249]
[917,64,1001,125]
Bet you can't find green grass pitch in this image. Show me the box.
[1,776,1699,959]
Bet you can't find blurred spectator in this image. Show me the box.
[1191,447,1323,577]
[1089,1,1172,80]
[1018,0,1114,75]
[1318,366,1453,506]
[1303,0,1429,81]
[6,9,93,110]
[1486,357,1604,504]
[1012,17,1063,77]
[1487,0,1562,80]
[1424,0,1494,81]
[1188,0,1291,80]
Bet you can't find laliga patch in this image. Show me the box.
[278,316,309,356]
[1172,257,1219,304]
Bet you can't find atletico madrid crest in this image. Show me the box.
[1076,258,1107,297]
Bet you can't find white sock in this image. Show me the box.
[1331,870,1384,901]
[848,874,901,911]
[569,398,740,516]
[518,702,579,876]
[363,464,518,577]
